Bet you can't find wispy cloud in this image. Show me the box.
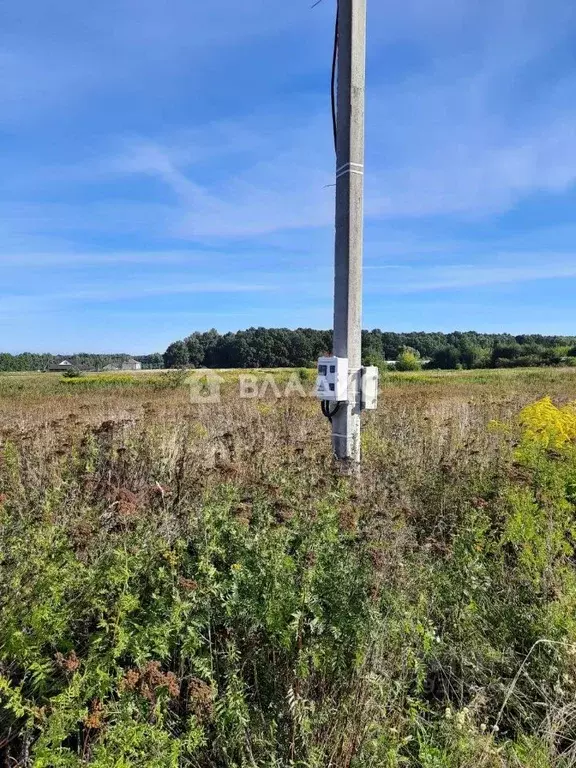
[366,257,576,294]
[88,74,576,240]
[7,0,576,241]
[0,279,277,319]
[2,0,576,349]
[0,250,233,268]
[107,121,335,238]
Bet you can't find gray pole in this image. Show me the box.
[332,0,366,467]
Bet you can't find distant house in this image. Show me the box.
[47,358,142,373]
[387,359,431,368]
[121,358,142,371]
[48,359,75,372]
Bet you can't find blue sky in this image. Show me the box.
[2,0,576,353]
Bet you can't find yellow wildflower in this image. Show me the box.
[519,396,576,448]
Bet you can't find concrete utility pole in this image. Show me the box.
[331,0,367,467]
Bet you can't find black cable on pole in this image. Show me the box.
[320,2,340,429]
[321,400,341,423]
[331,0,339,155]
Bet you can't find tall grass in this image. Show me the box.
[1,371,576,765]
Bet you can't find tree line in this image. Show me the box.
[2,330,575,372]
[163,328,576,370]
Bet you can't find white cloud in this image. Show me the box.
[3,0,576,336]
[6,0,576,242]
[0,278,278,321]
[0,250,230,267]
[364,82,576,219]
[96,11,576,239]
[107,120,335,238]
[365,257,576,294]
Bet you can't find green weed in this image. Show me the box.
[0,378,576,764]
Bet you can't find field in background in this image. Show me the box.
[2,365,576,422]
[2,368,576,765]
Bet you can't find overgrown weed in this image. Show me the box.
[1,374,576,764]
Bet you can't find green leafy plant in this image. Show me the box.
[1,378,576,765]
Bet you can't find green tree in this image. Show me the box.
[136,353,163,369]
[163,341,189,369]
[362,330,385,366]
[491,343,523,367]
[430,345,461,370]
[184,334,205,368]
[459,342,487,369]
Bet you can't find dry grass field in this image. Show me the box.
[2,367,576,766]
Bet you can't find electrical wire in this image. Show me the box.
[321,400,341,423]
[331,0,339,155]
[320,1,340,427]
[311,0,337,152]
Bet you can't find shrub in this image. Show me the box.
[395,350,422,372]
[60,373,136,388]
[61,367,83,379]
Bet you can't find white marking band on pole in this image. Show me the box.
[336,168,365,180]
[335,162,365,180]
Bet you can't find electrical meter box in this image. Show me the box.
[361,366,379,411]
[316,356,348,402]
